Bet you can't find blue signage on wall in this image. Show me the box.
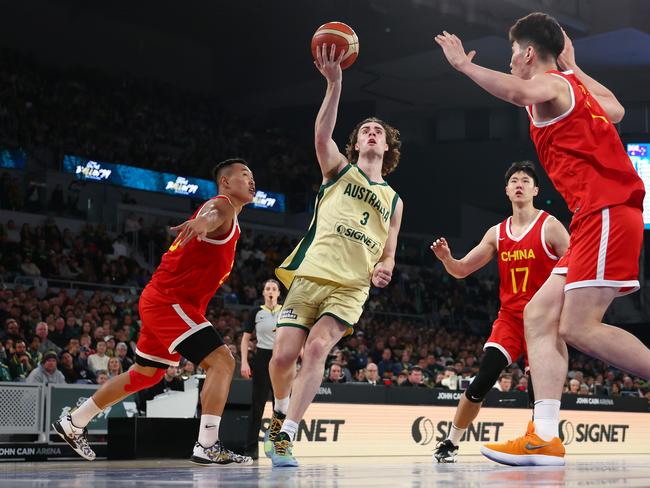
[0,149,27,170]
[63,155,285,212]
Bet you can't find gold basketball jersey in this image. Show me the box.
[277,164,399,289]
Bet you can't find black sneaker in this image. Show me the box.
[191,441,253,466]
[433,439,459,463]
[52,415,96,461]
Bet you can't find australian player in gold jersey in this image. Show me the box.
[266,44,404,467]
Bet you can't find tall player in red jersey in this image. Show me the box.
[436,12,647,466]
[431,161,569,463]
[53,159,255,466]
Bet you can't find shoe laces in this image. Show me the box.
[274,436,292,457]
[269,413,285,442]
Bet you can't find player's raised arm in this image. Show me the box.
[170,197,235,247]
[431,226,497,279]
[314,43,349,181]
[434,31,564,107]
[557,31,625,123]
[372,198,403,288]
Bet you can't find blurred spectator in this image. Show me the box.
[377,348,398,379]
[87,340,109,373]
[568,378,580,394]
[324,362,346,384]
[363,362,380,386]
[516,376,528,393]
[0,361,11,381]
[115,342,133,371]
[26,351,66,384]
[620,376,641,397]
[95,370,109,385]
[58,350,84,383]
[2,318,23,344]
[49,317,73,349]
[441,367,459,390]
[395,370,408,386]
[107,356,123,378]
[20,257,41,277]
[180,360,196,380]
[9,340,35,381]
[494,373,513,393]
[402,366,427,388]
[353,368,367,383]
[27,335,43,365]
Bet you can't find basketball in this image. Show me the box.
[311,22,359,70]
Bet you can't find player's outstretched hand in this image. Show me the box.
[430,237,452,261]
[372,264,392,288]
[169,216,210,247]
[434,31,476,72]
[557,29,576,71]
[314,43,344,84]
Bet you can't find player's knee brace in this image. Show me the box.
[464,347,509,403]
[124,368,166,393]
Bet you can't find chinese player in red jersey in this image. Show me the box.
[431,161,569,463]
[436,12,646,466]
[54,159,255,465]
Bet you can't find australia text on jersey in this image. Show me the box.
[343,183,390,223]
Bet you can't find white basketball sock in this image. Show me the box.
[447,423,466,446]
[198,414,221,448]
[70,397,102,429]
[274,396,290,415]
[533,399,561,441]
[279,419,299,442]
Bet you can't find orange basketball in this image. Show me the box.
[311,22,359,70]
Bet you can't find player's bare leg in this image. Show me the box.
[481,275,567,466]
[53,364,164,460]
[266,327,305,458]
[433,394,483,463]
[560,287,650,379]
[523,274,567,438]
[452,395,482,431]
[271,316,347,467]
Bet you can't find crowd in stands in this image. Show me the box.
[0,218,151,288]
[0,53,647,404]
[0,51,320,197]
[1,273,648,403]
[0,216,648,402]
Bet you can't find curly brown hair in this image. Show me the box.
[345,117,401,176]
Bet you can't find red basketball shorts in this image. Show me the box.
[484,309,527,366]
[552,206,643,296]
[136,288,215,366]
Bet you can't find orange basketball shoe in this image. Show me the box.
[480,421,565,466]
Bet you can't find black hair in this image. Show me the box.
[504,160,539,187]
[212,158,248,186]
[509,12,564,62]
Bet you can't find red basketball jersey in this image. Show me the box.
[145,195,240,313]
[497,211,558,318]
[526,70,645,223]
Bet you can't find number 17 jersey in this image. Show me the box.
[497,210,559,319]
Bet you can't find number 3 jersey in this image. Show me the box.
[276,163,399,289]
[497,210,558,319]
